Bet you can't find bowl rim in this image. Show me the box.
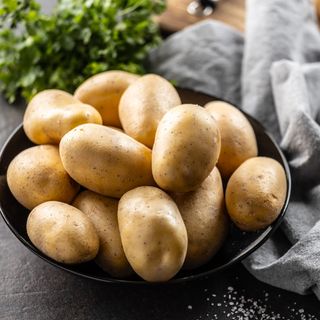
[0,94,292,285]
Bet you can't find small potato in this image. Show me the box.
[226,157,287,231]
[23,89,102,144]
[119,74,181,148]
[74,71,139,127]
[205,101,258,178]
[7,145,79,210]
[27,201,99,264]
[171,167,229,269]
[118,186,188,282]
[73,191,132,278]
[152,104,221,192]
[60,124,154,198]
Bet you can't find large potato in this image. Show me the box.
[23,89,102,144]
[7,145,79,210]
[27,201,99,264]
[171,167,228,269]
[60,124,154,198]
[152,104,221,192]
[226,157,287,231]
[118,186,188,282]
[119,74,181,148]
[73,190,132,277]
[205,101,258,179]
[74,71,139,127]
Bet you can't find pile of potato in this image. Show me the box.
[6,71,287,282]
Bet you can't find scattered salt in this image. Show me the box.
[192,285,317,320]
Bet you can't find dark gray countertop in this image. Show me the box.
[1,96,320,320]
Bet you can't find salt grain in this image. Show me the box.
[193,285,317,320]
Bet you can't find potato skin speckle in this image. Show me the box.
[152,104,221,192]
[27,201,99,264]
[74,71,139,127]
[73,190,132,277]
[59,123,154,198]
[118,186,188,282]
[225,157,287,231]
[23,89,102,144]
[205,101,258,179]
[7,145,79,210]
[119,74,181,148]
[171,167,229,269]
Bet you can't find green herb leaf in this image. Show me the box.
[0,0,165,103]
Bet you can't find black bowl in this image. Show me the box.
[0,88,291,284]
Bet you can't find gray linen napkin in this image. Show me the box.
[149,0,320,299]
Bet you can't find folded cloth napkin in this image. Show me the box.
[149,0,320,299]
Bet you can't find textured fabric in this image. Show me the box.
[149,0,320,299]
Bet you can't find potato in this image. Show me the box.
[59,124,154,198]
[27,201,99,264]
[205,101,258,178]
[23,89,102,144]
[73,190,132,277]
[119,74,181,148]
[7,145,79,210]
[226,157,287,231]
[118,186,188,282]
[107,126,124,132]
[74,71,139,127]
[171,167,228,269]
[152,104,221,192]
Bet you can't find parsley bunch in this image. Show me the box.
[0,0,165,103]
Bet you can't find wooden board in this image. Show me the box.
[157,0,245,33]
